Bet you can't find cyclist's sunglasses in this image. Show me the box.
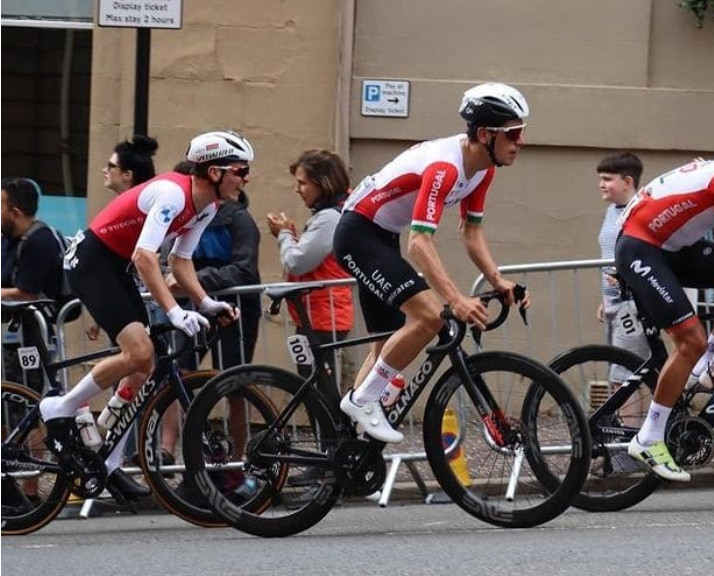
[217,165,250,178]
[486,123,527,142]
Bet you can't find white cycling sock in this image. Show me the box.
[352,357,399,405]
[104,433,130,475]
[40,372,103,420]
[637,401,672,445]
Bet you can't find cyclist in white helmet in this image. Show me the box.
[39,130,250,500]
[334,83,531,443]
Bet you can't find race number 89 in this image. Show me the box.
[17,346,41,370]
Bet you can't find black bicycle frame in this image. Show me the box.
[2,305,200,463]
[253,292,496,468]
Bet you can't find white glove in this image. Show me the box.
[199,296,239,319]
[166,305,209,337]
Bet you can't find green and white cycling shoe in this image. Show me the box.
[627,436,691,482]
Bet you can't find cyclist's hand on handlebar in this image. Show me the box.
[450,294,489,330]
[199,296,240,325]
[494,279,531,309]
[167,305,210,337]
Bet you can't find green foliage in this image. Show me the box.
[679,0,713,27]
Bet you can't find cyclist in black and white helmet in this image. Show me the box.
[38,130,249,500]
[333,83,531,443]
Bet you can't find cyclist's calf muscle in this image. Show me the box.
[655,319,708,406]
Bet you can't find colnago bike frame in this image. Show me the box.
[249,314,500,469]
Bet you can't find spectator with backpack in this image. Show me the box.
[1,177,68,392]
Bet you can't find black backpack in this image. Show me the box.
[13,220,80,322]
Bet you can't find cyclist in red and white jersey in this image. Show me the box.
[615,159,714,481]
[39,131,250,491]
[334,83,530,442]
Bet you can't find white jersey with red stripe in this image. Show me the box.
[344,134,496,234]
[620,160,714,251]
[89,171,218,260]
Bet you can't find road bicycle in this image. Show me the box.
[0,299,278,534]
[181,282,591,538]
[546,290,713,512]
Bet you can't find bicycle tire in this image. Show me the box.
[423,351,591,528]
[1,381,71,535]
[182,365,342,538]
[138,370,281,527]
[547,344,662,512]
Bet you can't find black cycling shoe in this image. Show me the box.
[43,417,83,460]
[105,469,151,503]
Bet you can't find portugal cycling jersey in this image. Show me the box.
[343,134,495,233]
[620,160,714,251]
[90,171,218,260]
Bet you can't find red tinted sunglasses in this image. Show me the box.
[486,123,527,142]
[218,165,250,178]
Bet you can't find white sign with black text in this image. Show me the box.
[98,0,183,29]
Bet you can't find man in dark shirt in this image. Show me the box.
[1,178,63,303]
[1,177,63,392]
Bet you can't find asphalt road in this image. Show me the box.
[2,488,713,576]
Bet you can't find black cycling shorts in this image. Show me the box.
[67,229,148,342]
[615,234,714,330]
[333,211,428,333]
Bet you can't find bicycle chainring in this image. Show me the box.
[666,415,714,470]
[65,447,107,499]
[335,439,386,496]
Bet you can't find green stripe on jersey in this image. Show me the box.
[411,221,436,234]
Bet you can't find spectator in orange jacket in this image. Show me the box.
[267,149,354,410]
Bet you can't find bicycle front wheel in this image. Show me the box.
[138,370,282,527]
[424,352,590,529]
[2,381,71,535]
[548,345,661,512]
[182,365,341,538]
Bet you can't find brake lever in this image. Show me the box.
[513,284,528,326]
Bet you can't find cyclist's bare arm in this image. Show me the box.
[133,247,183,313]
[167,253,209,307]
[461,220,530,308]
[407,229,488,328]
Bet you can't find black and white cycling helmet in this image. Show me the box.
[186,130,254,165]
[459,83,529,127]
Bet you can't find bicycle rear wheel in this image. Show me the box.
[548,345,662,512]
[2,381,71,535]
[423,352,590,528]
[182,365,341,538]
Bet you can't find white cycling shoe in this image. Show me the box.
[340,391,404,444]
[627,435,691,483]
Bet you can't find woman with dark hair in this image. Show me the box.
[103,135,159,194]
[266,149,355,411]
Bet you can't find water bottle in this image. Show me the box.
[97,386,133,430]
[381,374,406,407]
[75,404,102,451]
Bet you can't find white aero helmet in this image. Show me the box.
[186,130,254,165]
[459,83,529,127]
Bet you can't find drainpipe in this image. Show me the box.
[335,0,355,167]
[60,29,75,195]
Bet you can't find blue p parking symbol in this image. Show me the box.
[365,84,381,102]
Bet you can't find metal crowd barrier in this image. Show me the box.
[8,259,710,509]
